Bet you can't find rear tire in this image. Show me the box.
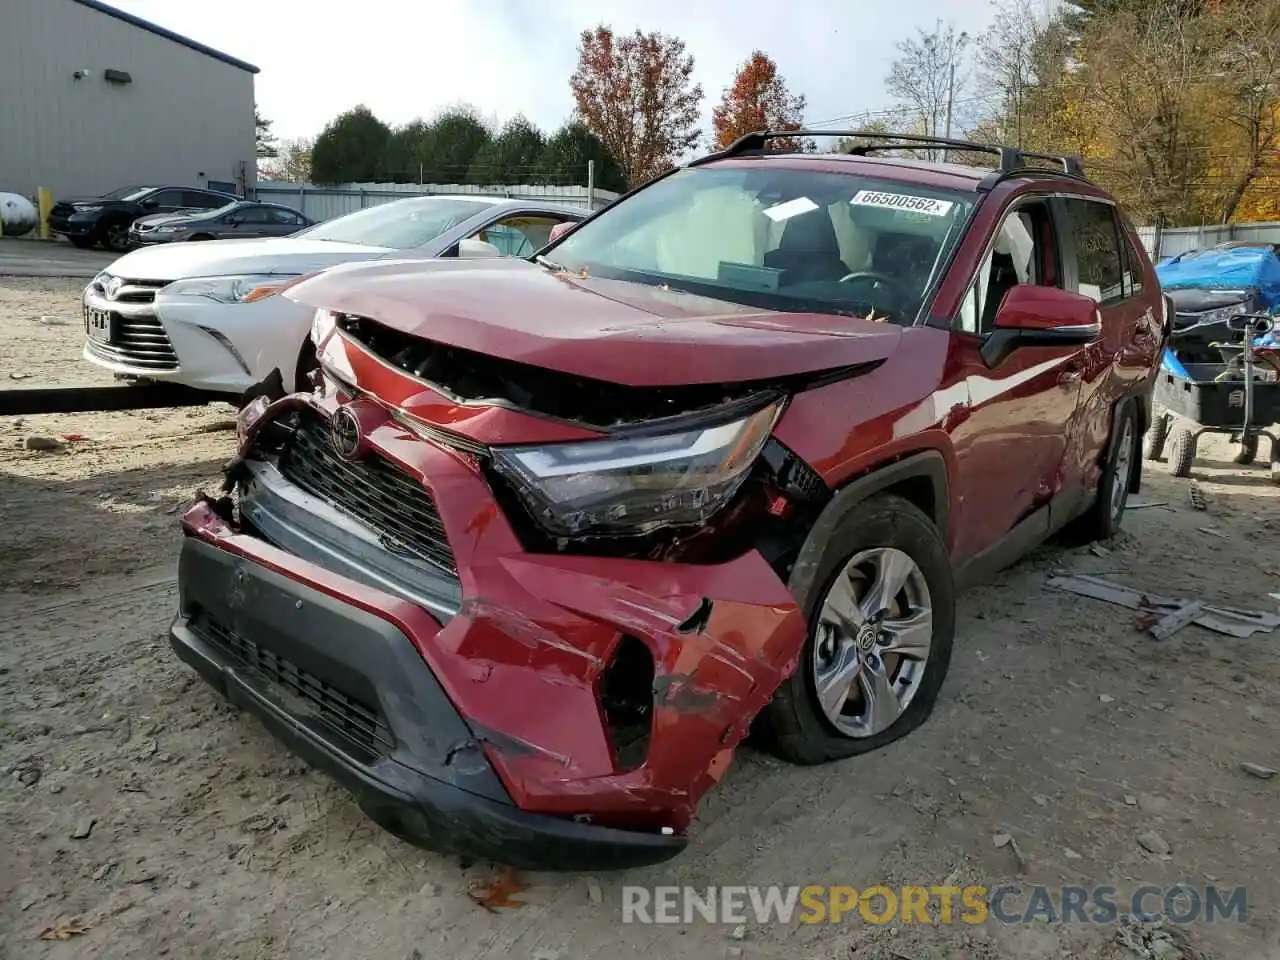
[1144,411,1170,461]
[757,494,955,765]
[1073,400,1138,542]
[1166,428,1196,478]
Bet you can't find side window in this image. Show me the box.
[184,191,224,209]
[957,201,1055,335]
[1121,229,1146,298]
[473,216,574,257]
[271,208,303,225]
[149,189,185,207]
[238,206,275,224]
[1063,198,1124,305]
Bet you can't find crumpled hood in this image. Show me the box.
[101,236,397,282]
[286,257,904,387]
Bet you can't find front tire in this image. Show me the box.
[757,494,955,765]
[97,222,130,253]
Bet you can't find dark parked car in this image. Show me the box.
[172,131,1168,870]
[129,201,314,247]
[48,185,239,251]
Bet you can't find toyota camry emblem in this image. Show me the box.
[330,406,363,460]
[104,276,122,300]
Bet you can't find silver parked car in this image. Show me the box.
[129,200,314,247]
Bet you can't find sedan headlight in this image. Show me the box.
[73,204,103,213]
[154,225,182,234]
[490,400,784,537]
[163,274,299,304]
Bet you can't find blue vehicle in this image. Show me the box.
[1146,242,1280,481]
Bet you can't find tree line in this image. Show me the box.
[880,0,1280,225]
[259,1,1280,225]
[259,28,807,193]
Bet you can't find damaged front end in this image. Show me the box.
[171,310,843,869]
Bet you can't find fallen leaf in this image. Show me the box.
[467,868,527,912]
[39,919,89,941]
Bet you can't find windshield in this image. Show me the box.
[546,165,976,322]
[296,197,490,249]
[102,186,154,201]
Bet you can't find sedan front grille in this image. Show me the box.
[85,313,179,369]
[278,411,458,576]
[191,609,393,761]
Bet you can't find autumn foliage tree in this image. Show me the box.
[711,51,808,149]
[570,26,704,186]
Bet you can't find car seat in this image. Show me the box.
[981,252,1020,331]
[763,210,849,286]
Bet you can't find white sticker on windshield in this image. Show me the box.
[851,190,954,217]
[762,196,819,222]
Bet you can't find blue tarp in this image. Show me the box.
[1156,244,1280,307]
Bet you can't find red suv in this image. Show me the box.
[171,132,1168,870]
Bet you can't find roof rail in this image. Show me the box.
[688,129,1087,183]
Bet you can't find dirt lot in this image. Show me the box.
[3,276,1280,960]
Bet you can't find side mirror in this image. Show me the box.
[141,199,159,209]
[548,221,576,244]
[457,237,502,259]
[981,285,1101,367]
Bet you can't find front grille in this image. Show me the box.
[278,411,458,576]
[85,313,179,369]
[192,609,393,760]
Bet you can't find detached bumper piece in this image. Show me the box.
[170,536,687,870]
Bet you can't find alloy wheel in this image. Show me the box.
[811,547,933,739]
[1111,415,1135,521]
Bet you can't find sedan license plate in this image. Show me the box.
[85,306,113,343]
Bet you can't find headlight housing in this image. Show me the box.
[154,225,181,234]
[73,204,103,213]
[490,400,784,537]
[164,274,299,304]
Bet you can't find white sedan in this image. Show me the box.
[81,195,588,396]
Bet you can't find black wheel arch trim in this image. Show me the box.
[790,450,950,596]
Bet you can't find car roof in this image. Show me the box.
[699,151,1109,199]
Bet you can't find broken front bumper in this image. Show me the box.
[171,532,687,869]
[174,399,807,868]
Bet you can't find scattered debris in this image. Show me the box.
[1197,527,1229,540]
[1137,831,1171,857]
[584,876,603,906]
[9,371,31,380]
[92,863,113,881]
[467,868,527,912]
[533,950,569,960]
[1099,694,1116,704]
[1241,762,1276,780]
[1046,574,1280,638]
[1091,544,1112,558]
[1032,794,1049,807]
[70,817,96,840]
[195,420,237,434]
[61,433,91,443]
[39,919,89,941]
[1150,601,1205,641]
[1126,498,1170,510]
[1247,705,1266,722]
[1124,795,1138,806]
[1064,847,1083,860]
[1188,482,1207,511]
[965,753,981,767]
[24,436,65,452]
[730,924,747,940]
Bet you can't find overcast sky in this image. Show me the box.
[107,0,998,144]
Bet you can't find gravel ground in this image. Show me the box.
[3,277,1280,960]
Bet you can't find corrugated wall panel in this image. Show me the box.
[0,0,255,201]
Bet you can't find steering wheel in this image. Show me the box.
[838,271,909,314]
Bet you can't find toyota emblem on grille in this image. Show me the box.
[104,276,122,300]
[330,406,363,460]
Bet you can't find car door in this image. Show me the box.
[944,195,1091,563]
[147,189,187,214]
[265,207,306,237]
[1051,196,1157,513]
[228,205,275,238]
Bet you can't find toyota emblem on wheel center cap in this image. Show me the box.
[330,406,363,460]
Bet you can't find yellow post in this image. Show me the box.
[37,187,53,240]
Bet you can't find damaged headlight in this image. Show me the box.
[490,400,784,537]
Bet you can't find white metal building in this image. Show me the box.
[0,0,258,201]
